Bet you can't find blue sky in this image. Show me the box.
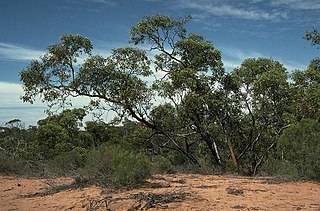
[0,0,319,126]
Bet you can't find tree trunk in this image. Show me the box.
[227,134,237,167]
[201,132,222,165]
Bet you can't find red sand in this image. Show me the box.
[1,174,319,210]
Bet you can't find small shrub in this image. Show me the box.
[48,147,88,175]
[169,152,188,166]
[0,151,43,176]
[260,158,301,181]
[111,149,150,186]
[0,151,16,174]
[84,144,151,187]
[152,155,173,173]
[276,119,320,180]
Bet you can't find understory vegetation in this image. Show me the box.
[1,15,320,187]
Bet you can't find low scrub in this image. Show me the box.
[277,119,320,180]
[47,147,87,175]
[84,144,151,187]
[261,119,320,181]
[0,151,43,176]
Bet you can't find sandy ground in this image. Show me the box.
[0,174,320,211]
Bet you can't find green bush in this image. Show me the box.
[0,151,16,174]
[277,119,320,180]
[85,144,151,187]
[168,152,188,166]
[0,151,43,176]
[48,147,88,174]
[260,158,301,181]
[152,155,173,173]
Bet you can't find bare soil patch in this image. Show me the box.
[1,174,319,210]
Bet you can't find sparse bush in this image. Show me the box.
[168,152,188,166]
[84,143,151,187]
[48,147,88,175]
[0,151,16,174]
[276,119,320,180]
[152,155,173,173]
[0,151,43,176]
[260,158,301,181]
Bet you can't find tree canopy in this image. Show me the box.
[18,15,320,176]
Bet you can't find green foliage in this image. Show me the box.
[36,123,72,159]
[85,143,151,187]
[49,147,87,173]
[19,14,225,167]
[150,103,178,132]
[130,14,190,46]
[84,121,109,147]
[304,27,320,48]
[38,108,86,135]
[33,109,87,159]
[0,120,39,161]
[20,35,92,105]
[234,57,290,122]
[14,15,320,179]
[0,151,43,176]
[230,58,291,174]
[259,157,300,181]
[0,151,19,174]
[277,119,320,180]
[151,155,173,173]
[291,58,320,121]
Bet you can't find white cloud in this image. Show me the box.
[220,47,306,71]
[0,82,46,125]
[0,82,22,95]
[0,39,119,66]
[222,47,263,61]
[271,0,320,10]
[0,43,44,61]
[90,0,115,5]
[250,0,266,3]
[86,0,117,7]
[222,59,240,70]
[191,13,221,30]
[138,0,160,2]
[221,47,263,70]
[0,40,121,65]
[73,0,116,6]
[279,60,306,71]
[0,81,97,126]
[176,1,287,21]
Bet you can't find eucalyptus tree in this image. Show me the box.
[0,119,28,158]
[294,28,320,120]
[291,58,320,121]
[231,58,291,174]
[20,15,228,166]
[35,108,86,159]
[22,15,282,168]
[130,15,228,165]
